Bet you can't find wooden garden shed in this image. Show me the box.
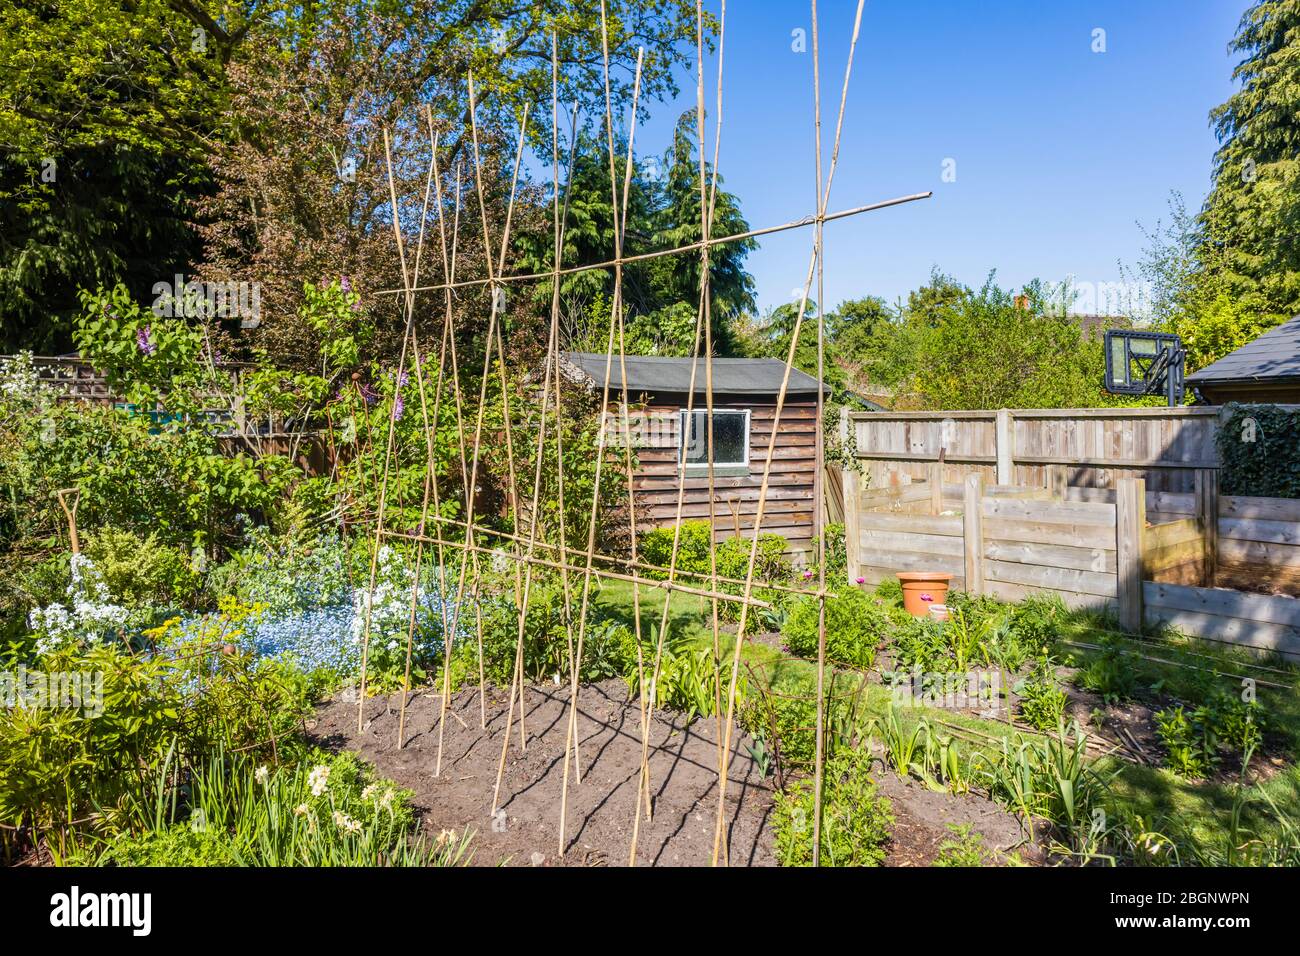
[562,352,826,561]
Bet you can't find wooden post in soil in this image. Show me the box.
[1195,468,1218,588]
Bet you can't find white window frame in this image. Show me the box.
[678,407,751,473]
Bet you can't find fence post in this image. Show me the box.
[1116,477,1146,633]
[927,461,944,515]
[1195,468,1218,588]
[840,409,861,587]
[963,473,985,595]
[995,409,1014,485]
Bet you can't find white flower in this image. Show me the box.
[255,765,270,786]
[361,783,380,801]
[28,555,127,654]
[293,803,309,816]
[307,764,330,796]
[333,810,362,834]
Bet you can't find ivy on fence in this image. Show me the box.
[1216,403,1300,499]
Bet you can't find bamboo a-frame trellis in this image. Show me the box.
[355,0,930,866]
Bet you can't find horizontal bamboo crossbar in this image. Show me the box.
[380,510,827,598]
[378,527,775,609]
[375,193,931,297]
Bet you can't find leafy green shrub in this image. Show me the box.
[890,616,949,673]
[640,523,792,630]
[85,528,201,619]
[782,587,888,669]
[741,676,818,776]
[1017,661,1069,732]
[1155,704,1218,778]
[1155,694,1262,777]
[640,522,791,588]
[0,631,314,859]
[774,746,893,866]
[873,577,903,607]
[1074,636,1138,703]
[1211,695,1264,755]
[714,532,791,585]
[639,521,713,578]
[470,577,641,688]
[0,397,295,556]
[1008,596,1065,657]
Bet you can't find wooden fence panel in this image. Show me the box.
[1144,582,1300,660]
[850,407,1225,494]
[1217,496,1300,593]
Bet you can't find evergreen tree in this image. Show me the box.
[1201,0,1300,319]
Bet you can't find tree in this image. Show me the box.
[0,0,232,349]
[901,268,970,328]
[0,0,707,357]
[644,111,756,353]
[197,1,708,371]
[1200,1,1300,320]
[908,275,1124,410]
[517,109,756,358]
[826,296,916,396]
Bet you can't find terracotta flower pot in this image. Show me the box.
[897,571,952,617]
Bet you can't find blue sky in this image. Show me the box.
[627,0,1247,317]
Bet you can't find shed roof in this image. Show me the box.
[1186,315,1300,386]
[562,352,825,396]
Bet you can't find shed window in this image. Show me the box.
[679,409,750,470]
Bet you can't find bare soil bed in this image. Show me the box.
[310,678,1035,867]
[310,679,776,866]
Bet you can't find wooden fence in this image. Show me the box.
[845,406,1229,494]
[842,469,1300,661]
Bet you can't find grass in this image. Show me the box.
[592,578,714,647]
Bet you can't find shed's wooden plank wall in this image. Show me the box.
[630,396,820,559]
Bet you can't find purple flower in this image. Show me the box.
[855,576,865,585]
[340,276,351,292]
[359,384,378,405]
[137,325,156,355]
[920,593,934,602]
[803,569,813,580]
[392,394,405,421]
